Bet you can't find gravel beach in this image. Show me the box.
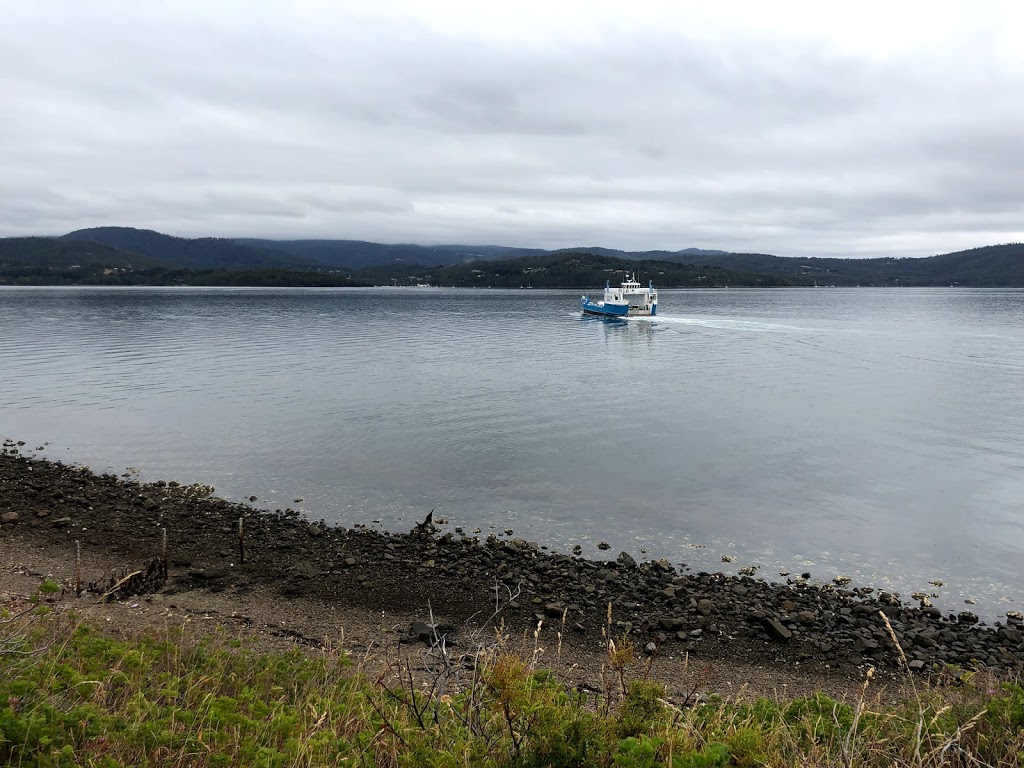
[2,444,1021,701]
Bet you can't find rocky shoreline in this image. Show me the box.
[1,446,1022,678]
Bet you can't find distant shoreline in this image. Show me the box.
[4,282,1023,290]
[6,232,1023,287]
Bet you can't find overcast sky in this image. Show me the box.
[3,1,1023,257]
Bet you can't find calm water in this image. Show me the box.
[2,287,1023,618]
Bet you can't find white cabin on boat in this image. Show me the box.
[619,274,658,316]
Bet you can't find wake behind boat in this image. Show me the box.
[581,273,658,318]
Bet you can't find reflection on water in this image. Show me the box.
[1,286,1023,619]
[581,314,658,348]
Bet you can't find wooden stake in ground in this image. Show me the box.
[238,516,245,565]
[74,540,81,597]
[160,527,168,579]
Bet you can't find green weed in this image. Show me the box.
[0,603,1021,767]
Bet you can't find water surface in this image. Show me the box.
[2,286,1022,618]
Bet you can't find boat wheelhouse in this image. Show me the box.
[581,273,658,318]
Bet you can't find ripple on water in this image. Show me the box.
[1,286,1023,620]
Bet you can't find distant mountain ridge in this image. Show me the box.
[234,238,538,269]
[1,226,1022,286]
[235,239,732,269]
[62,227,311,270]
[64,228,732,270]
[691,244,1024,286]
[546,246,731,261]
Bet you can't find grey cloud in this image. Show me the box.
[2,2,1023,256]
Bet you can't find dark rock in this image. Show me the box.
[998,627,1022,644]
[288,561,320,579]
[696,599,714,616]
[617,551,638,569]
[853,636,879,653]
[762,618,792,643]
[544,602,566,618]
[597,541,611,551]
[1,511,19,523]
[659,616,686,631]
[403,621,458,646]
[912,633,938,649]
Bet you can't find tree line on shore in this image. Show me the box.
[2,229,1022,287]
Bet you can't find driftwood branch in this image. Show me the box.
[92,557,167,602]
[96,570,144,602]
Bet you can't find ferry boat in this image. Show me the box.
[581,273,658,318]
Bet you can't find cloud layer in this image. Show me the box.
[3,0,1023,257]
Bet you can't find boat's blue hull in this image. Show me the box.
[581,297,629,317]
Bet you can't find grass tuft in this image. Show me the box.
[0,600,1021,766]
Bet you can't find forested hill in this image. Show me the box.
[62,227,312,269]
[352,252,805,288]
[697,244,1024,286]
[0,236,146,269]
[236,238,539,269]
[354,245,1024,288]
[916,243,1024,286]
[236,240,729,269]
[0,237,368,286]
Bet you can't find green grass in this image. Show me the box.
[1,598,1022,767]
